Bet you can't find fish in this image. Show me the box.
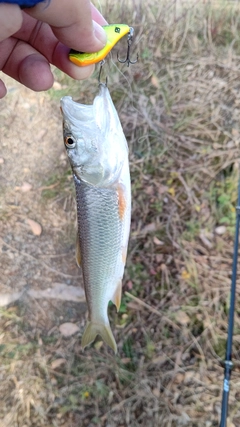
[60,84,131,353]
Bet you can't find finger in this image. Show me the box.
[51,42,95,80]
[2,39,54,92]
[1,36,95,92]
[25,0,107,52]
[13,16,96,80]
[0,4,23,42]
[0,79,7,99]
[90,3,108,26]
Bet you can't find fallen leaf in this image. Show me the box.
[145,185,154,195]
[157,184,168,195]
[83,391,90,398]
[155,254,163,263]
[151,74,159,88]
[155,46,161,58]
[184,370,198,382]
[215,225,226,235]
[140,223,157,235]
[213,143,222,149]
[53,81,62,90]
[121,358,131,364]
[181,270,190,280]
[51,358,66,369]
[0,291,24,307]
[175,311,190,326]
[59,152,66,161]
[199,231,213,249]
[226,140,235,149]
[152,388,160,397]
[168,187,175,197]
[227,418,236,427]
[150,95,156,106]
[20,182,32,192]
[151,355,168,365]
[153,236,164,246]
[174,373,185,384]
[22,102,30,109]
[126,280,133,290]
[26,218,42,236]
[59,322,80,337]
[232,128,239,137]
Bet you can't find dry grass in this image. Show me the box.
[1,0,240,426]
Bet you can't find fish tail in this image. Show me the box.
[81,321,117,354]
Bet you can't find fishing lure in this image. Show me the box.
[69,24,137,67]
[60,84,131,353]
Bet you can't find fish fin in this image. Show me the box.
[122,246,128,264]
[75,234,81,267]
[81,321,117,354]
[111,281,122,312]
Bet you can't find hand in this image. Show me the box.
[0,0,108,98]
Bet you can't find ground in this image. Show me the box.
[0,75,89,425]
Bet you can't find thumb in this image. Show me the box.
[25,0,107,52]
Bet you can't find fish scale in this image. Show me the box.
[74,176,123,323]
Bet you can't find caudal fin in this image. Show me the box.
[81,321,117,354]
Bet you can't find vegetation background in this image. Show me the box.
[0,0,240,425]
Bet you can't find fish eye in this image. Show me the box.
[65,136,76,148]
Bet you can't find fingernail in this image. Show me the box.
[72,64,95,80]
[93,21,107,47]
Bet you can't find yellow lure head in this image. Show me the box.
[69,24,130,67]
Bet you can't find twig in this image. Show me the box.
[125,291,181,330]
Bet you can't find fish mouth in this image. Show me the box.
[72,164,83,172]
[72,164,83,178]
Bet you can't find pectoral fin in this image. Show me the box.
[76,235,81,267]
[111,280,122,312]
[81,321,117,354]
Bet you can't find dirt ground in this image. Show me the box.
[0,74,85,301]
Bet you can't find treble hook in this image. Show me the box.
[98,60,108,86]
[117,27,138,67]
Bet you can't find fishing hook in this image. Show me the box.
[98,60,108,86]
[117,27,138,67]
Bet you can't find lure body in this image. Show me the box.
[69,24,130,66]
[60,85,131,353]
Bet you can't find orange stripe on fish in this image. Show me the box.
[117,185,127,220]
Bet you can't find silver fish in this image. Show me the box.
[60,84,131,353]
